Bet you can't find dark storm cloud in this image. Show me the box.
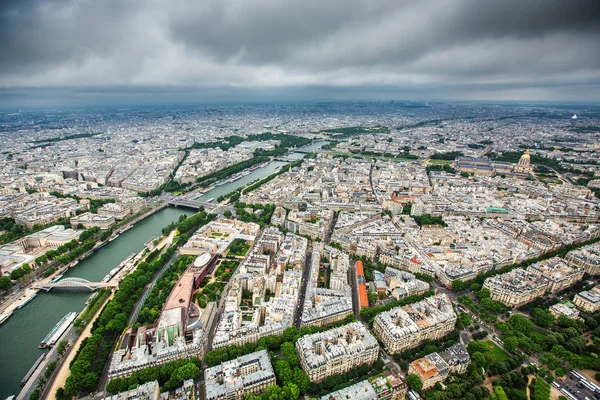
[168,0,600,67]
[0,0,599,101]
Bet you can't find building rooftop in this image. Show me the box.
[204,350,275,400]
[320,380,377,400]
[296,322,379,370]
[374,294,456,340]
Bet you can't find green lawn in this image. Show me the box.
[228,239,251,257]
[485,341,510,362]
[427,159,452,165]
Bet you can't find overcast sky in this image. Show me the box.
[1,0,599,106]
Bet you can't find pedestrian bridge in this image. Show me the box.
[168,199,217,210]
[35,277,118,292]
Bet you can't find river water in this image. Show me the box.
[197,160,287,202]
[0,207,191,399]
[194,141,328,203]
[297,140,329,153]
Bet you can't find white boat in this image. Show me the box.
[39,312,78,348]
[0,311,13,325]
[17,293,37,309]
[102,268,119,282]
[119,225,134,234]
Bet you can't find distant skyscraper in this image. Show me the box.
[571,114,578,127]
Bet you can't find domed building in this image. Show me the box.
[514,149,533,174]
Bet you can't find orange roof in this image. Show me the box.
[411,256,423,265]
[358,283,369,308]
[411,358,439,380]
[356,260,364,276]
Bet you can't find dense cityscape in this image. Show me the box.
[0,102,598,400]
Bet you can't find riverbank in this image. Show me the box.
[0,202,168,323]
[0,287,40,325]
[45,292,114,400]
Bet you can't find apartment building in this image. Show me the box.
[204,350,276,400]
[373,294,456,354]
[408,343,470,390]
[527,257,585,293]
[573,286,600,312]
[296,322,379,383]
[483,268,549,307]
[565,243,600,275]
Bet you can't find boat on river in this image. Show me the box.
[21,353,46,386]
[17,293,36,310]
[39,312,77,349]
[0,311,13,326]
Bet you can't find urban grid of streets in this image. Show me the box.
[1,102,600,400]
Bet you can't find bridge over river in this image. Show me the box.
[167,198,218,209]
[34,277,118,292]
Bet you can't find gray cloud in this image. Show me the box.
[0,0,599,102]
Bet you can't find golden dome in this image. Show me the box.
[521,149,530,159]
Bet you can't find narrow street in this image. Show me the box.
[294,242,313,328]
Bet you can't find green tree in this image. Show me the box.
[283,326,298,343]
[555,367,567,377]
[476,288,491,300]
[205,348,229,366]
[493,386,509,400]
[406,373,423,392]
[452,279,466,291]
[471,352,488,369]
[57,340,69,355]
[223,210,232,218]
[281,342,299,368]
[565,337,586,354]
[0,276,11,291]
[457,312,471,328]
[532,308,555,328]
[292,368,310,394]
[508,314,532,334]
[467,341,491,355]
[168,363,199,389]
[532,378,551,400]
[503,336,519,353]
